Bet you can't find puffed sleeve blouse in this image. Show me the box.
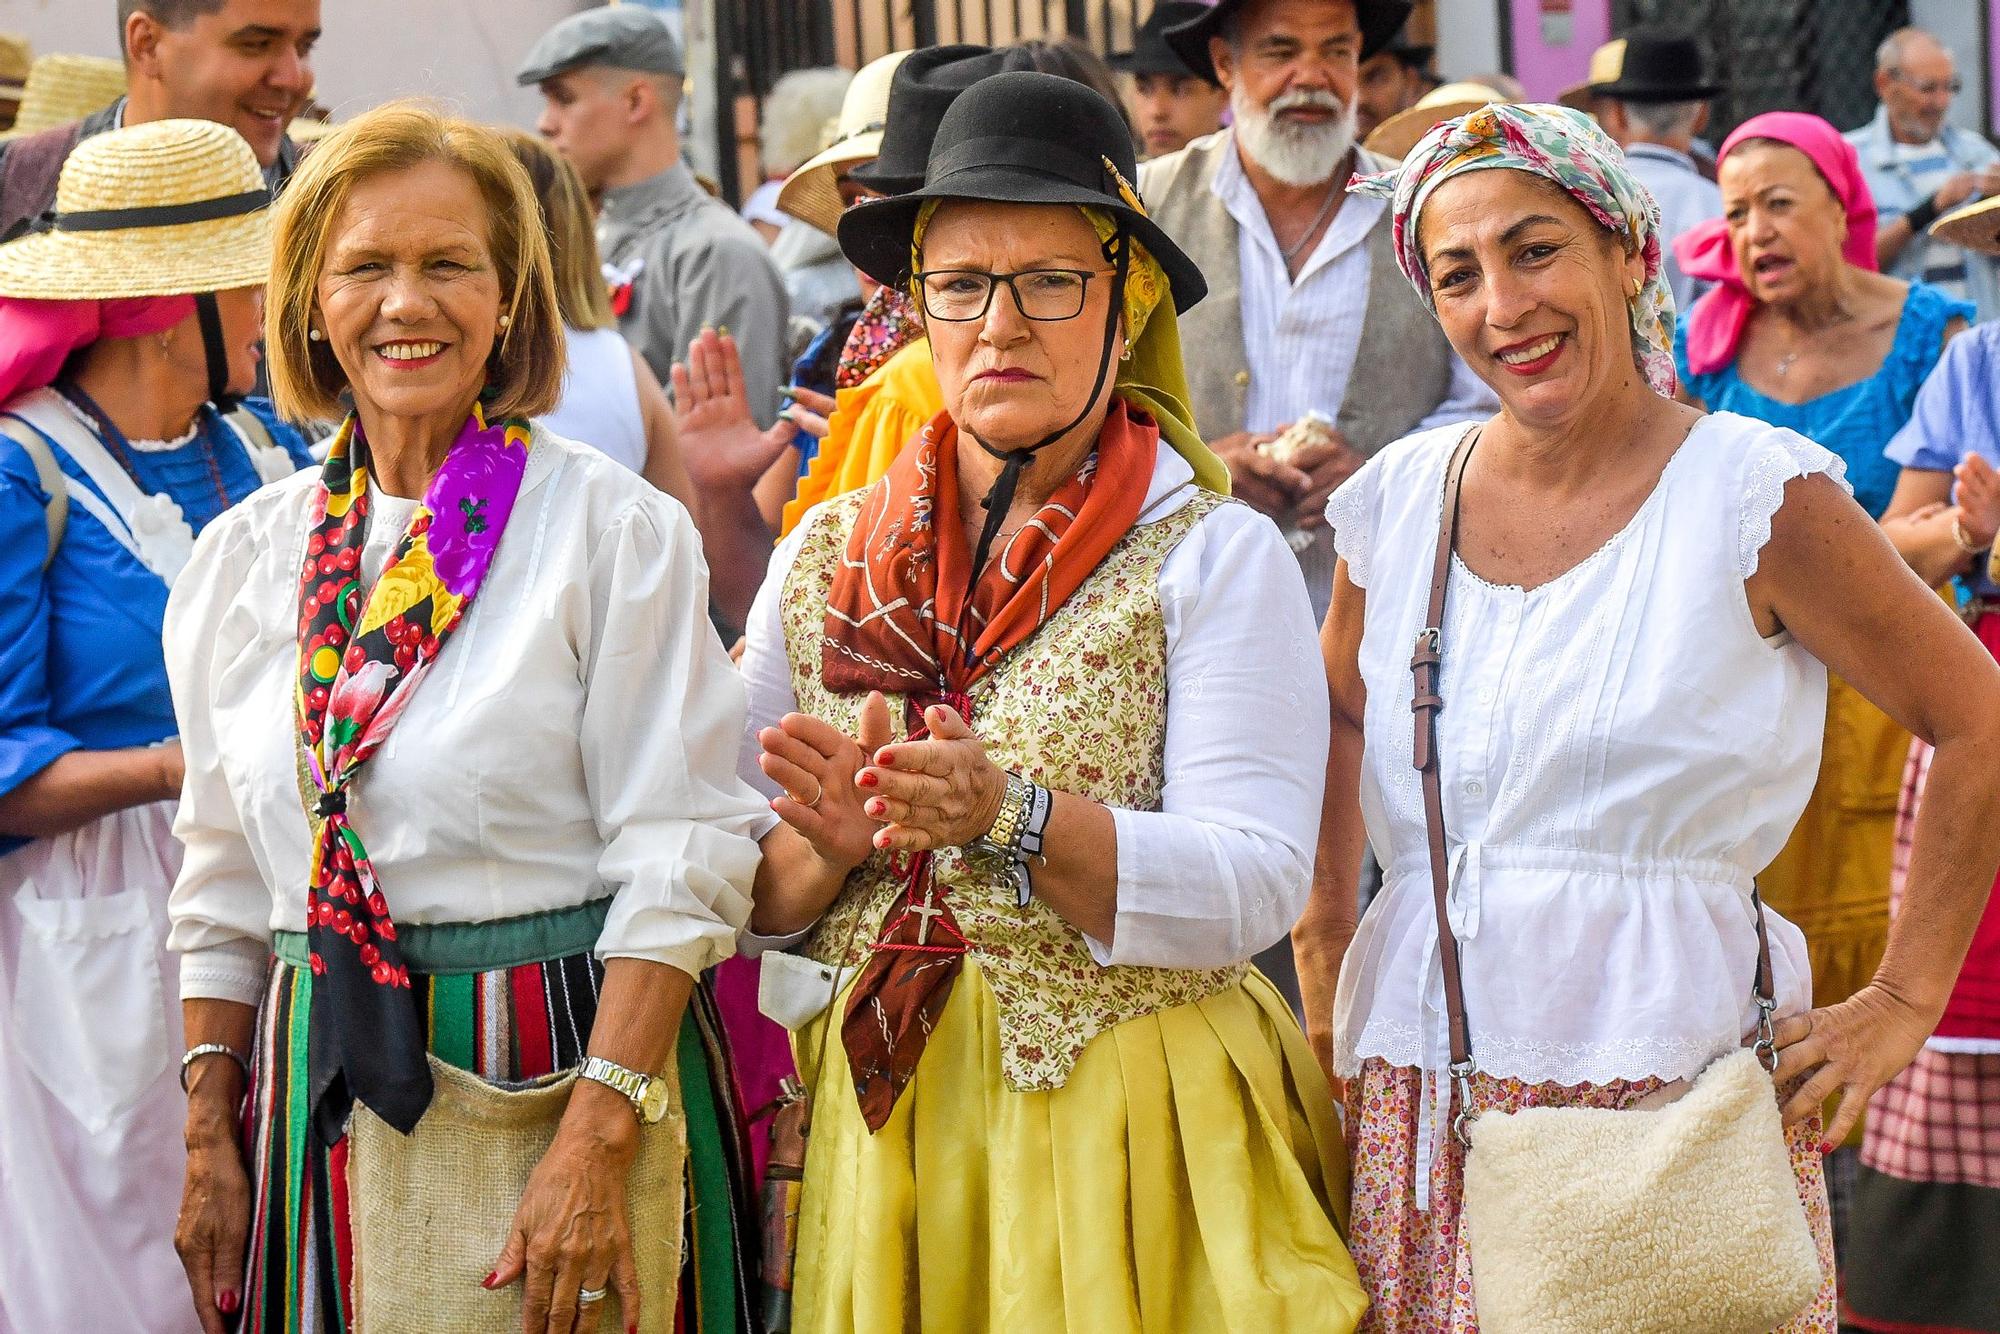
[165,427,772,1006]
[1324,412,1849,1090]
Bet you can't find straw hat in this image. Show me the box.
[1363,82,1511,161]
[1933,195,2000,257]
[0,118,272,299]
[0,33,31,101]
[776,49,911,237]
[3,53,125,139]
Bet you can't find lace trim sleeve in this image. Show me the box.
[1739,427,1852,579]
[1325,465,1379,590]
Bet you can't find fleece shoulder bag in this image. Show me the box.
[1416,431,1825,1334]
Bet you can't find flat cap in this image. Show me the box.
[516,6,684,87]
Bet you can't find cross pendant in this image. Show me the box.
[908,894,945,946]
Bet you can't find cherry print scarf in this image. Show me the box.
[821,398,1156,1132]
[295,404,531,1141]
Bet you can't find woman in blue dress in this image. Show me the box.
[1672,110,1972,1261]
[0,120,311,1332]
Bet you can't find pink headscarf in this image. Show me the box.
[1673,112,1878,376]
[0,295,196,406]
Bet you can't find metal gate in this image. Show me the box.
[1612,0,1911,137]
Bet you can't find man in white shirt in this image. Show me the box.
[1847,26,2000,320]
[1572,33,1723,312]
[1145,0,1495,621]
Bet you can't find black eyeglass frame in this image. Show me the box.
[912,266,1119,322]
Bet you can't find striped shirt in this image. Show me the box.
[1888,137,1971,300]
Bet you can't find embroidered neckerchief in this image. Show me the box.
[820,399,1157,1132]
[295,403,531,1141]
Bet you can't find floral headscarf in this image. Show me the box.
[1350,102,1678,397]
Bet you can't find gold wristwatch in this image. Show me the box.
[577,1056,670,1124]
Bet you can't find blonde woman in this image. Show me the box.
[166,103,768,1334]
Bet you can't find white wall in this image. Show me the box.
[0,0,590,130]
[1910,0,1988,136]
[1433,0,1505,86]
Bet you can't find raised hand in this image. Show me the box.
[759,691,892,875]
[856,702,1009,853]
[1955,453,2000,549]
[670,329,807,491]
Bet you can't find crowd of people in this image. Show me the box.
[2,1,2000,1332]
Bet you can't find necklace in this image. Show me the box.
[55,379,232,516]
[1278,178,1343,265]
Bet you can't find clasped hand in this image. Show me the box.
[758,690,1008,869]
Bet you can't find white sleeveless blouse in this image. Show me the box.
[540,326,647,475]
[1325,412,1848,1091]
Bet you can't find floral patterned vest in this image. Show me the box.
[784,484,1249,1091]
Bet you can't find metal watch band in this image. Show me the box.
[578,1055,662,1122]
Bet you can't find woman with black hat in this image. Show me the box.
[737,71,1367,1331]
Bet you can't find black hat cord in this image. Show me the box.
[192,291,244,413]
[951,223,1130,672]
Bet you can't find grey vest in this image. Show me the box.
[1139,133,1455,611]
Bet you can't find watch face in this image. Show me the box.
[639,1077,671,1124]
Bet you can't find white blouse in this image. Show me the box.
[1326,413,1845,1091]
[736,447,1331,969]
[165,428,770,1007]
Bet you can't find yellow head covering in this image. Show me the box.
[909,199,1228,495]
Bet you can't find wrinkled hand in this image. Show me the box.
[1209,431,1296,518]
[175,1132,252,1334]
[759,691,892,874]
[1771,982,1939,1147]
[670,329,819,491]
[1289,430,1366,531]
[1956,454,2000,548]
[857,703,1008,853]
[488,1121,639,1334]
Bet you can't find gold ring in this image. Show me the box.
[791,781,823,810]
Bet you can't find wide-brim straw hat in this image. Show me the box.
[2,53,124,139]
[1933,195,2000,257]
[777,49,911,236]
[0,33,31,101]
[0,118,271,299]
[1363,82,1511,160]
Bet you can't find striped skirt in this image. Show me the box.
[239,953,758,1333]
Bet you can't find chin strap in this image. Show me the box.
[954,226,1131,671]
[192,292,243,412]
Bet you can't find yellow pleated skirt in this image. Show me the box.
[790,962,1369,1334]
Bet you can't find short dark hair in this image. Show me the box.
[118,0,229,32]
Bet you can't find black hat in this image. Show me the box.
[1378,24,1435,71]
[1581,32,1718,103]
[1163,0,1414,85]
[846,45,1005,195]
[1108,2,1217,82]
[838,70,1207,313]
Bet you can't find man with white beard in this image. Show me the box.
[1140,0,1494,625]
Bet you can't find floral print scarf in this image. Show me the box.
[295,404,531,1140]
[834,284,923,390]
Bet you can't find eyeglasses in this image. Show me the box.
[914,267,1114,322]
[1889,69,1963,97]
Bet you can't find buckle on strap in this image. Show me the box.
[1753,995,1779,1072]
[1449,1059,1477,1148]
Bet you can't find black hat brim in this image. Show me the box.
[1164,0,1413,84]
[838,165,1208,316]
[1593,78,1721,103]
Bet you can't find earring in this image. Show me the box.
[1121,346,1134,361]
[1632,277,1644,297]
[497,313,512,330]
[308,327,324,341]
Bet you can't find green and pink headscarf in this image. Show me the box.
[1349,101,1679,397]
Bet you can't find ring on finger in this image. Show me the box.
[579,1285,608,1305]
[788,779,823,809]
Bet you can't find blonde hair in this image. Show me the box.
[265,99,565,422]
[498,127,615,331]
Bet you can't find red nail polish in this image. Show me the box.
[217,1290,238,1314]
[867,799,885,817]
[857,771,878,787]
[481,1271,499,1290]
[1817,1140,1835,1156]
[875,750,893,766]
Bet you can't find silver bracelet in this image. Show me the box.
[179,1042,251,1093]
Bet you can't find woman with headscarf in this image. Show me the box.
[1673,115,1973,1228]
[736,72,1367,1331]
[1299,102,2000,1331]
[0,120,312,1333]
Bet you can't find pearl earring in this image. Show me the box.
[497,313,511,330]
[308,327,324,342]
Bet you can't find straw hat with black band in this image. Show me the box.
[777,49,911,237]
[0,33,30,109]
[1162,0,1413,85]
[0,118,272,408]
[839,69,1216,580]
